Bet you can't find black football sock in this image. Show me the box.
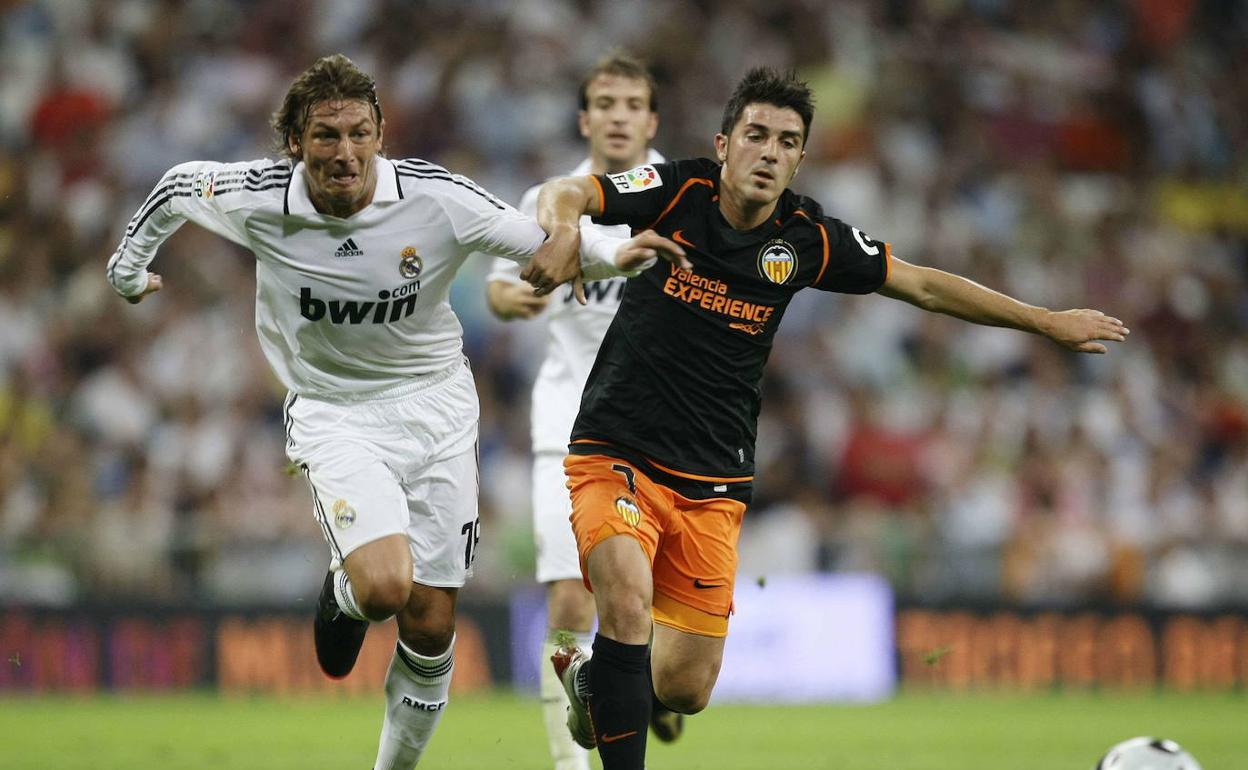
[589,633,650,770]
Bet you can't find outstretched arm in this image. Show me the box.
[521,176,688,300]
[878,257,1129,353]
[108,160,256,304]
[107,172,187,304]
[521,176,602,300]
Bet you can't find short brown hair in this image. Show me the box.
[271,54,383,160]
[578,52,658,112]
[721,67,814,146]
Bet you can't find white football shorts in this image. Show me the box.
[532,450,581,583]
[284,360,481,587]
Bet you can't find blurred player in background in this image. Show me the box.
[106,54,680,770]
[485,53,683,770]
[523,67,1129,770]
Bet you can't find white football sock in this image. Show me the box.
[373,636,454,770]
[541,629,594,770]
[333,569,368,621]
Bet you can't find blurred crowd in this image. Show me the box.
[1,0,1245,608]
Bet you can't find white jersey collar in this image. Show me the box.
[571,148,665,176]
[286,155,400,216]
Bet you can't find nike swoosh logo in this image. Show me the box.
[693,579,724,589]
[601,730,639,743]
[671,229,696,249]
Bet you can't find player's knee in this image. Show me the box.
[356,575,411,620]
[596,590,651,636]
[594,571,650,622]
[654,683,711,715]
[398,624,455,657]
[653,655,720,714]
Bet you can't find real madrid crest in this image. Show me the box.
[399,246,422,279]
[332,498,357,529]
[757,239,797,284]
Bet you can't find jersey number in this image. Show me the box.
[852,227,880,256]
[461,518,481,569]
[611,464,637,494]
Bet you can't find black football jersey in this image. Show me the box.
[569,157,890,493]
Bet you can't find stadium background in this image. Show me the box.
[1,0,1246,767]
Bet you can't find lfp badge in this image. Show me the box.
[757,239,797,284]
[608,165,663,194]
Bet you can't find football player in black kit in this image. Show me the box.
[520,67,1129,770]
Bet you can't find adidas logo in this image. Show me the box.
[334,238,363,258]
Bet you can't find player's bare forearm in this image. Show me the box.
[878,259,1041,329]
[879,257,1128,354]
[486,279,549,320]
[523,225,582,300]
[523,177,601,300]
[536,175,602,233]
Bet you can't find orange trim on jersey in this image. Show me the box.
[646,178,714,230]
[570,439,611,447]
[587,175,606,215]
[883,241,893,283]
[644,457,753,484]
[791,209,833,286]
[813,222,831,286]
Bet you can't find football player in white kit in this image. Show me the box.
[106,55,683,770]
[486,54,683,770]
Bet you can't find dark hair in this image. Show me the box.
[271,54,383,159]
[720,67,814,145]
[578,51,658,112]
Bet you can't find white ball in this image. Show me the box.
[1095,737,1202,770]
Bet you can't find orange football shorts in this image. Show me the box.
[563,453,746,637]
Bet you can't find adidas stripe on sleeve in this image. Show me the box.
[395,159,544,263]
[395,159,625,280]
[107,159,290,298]
[484,183,543,285]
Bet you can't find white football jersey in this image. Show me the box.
[108,156,626,399]
[487,150,664,453]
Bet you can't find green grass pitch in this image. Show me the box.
[1,690,1244,769]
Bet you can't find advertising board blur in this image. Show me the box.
[509,574,897,703]
[897,608,1248,690]
[3,599,1247,694]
